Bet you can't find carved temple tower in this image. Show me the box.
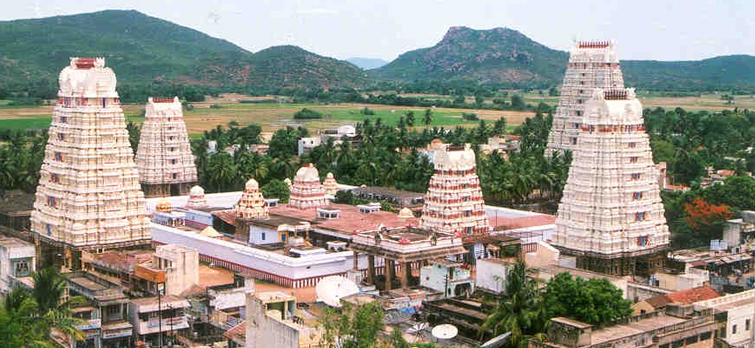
[234,178,269,243]
[135,96,197,197]
[546,41,625,156]
[31,58,151,269]
[288,164,328,210]
[420,144,489,236]
[551,88,670,276]
[323,172,339,196]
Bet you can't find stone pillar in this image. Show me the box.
[352,251,359,271]
[385,259,394,290]
[400,261,410,289]
[368,255,376,285]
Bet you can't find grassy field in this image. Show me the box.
[1,91,751,134]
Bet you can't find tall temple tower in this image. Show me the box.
[31,58,151,269]
[546,41,624,156]
[135,96,197,197]
[551,88,670,277]
[420,144,489,236]
[234,177,269,243]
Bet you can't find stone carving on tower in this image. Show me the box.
[31,57,151,269]
[551,88,670,276]
[420,144,489,236]
[323,172,339,196]
[546,41,625,156]
[236,178,269,220]
[135,96,197,197]
[288,164,328,210]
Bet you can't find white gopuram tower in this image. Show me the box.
[546,41,625,156]
[288,164,328,210]
[420,144,489,236]
[135,96,197,197]
[31,57,151,269]
[551,88,670,276]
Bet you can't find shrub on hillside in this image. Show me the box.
[293,108,322,119]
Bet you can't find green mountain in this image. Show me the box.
[370,26,569,84]
[346,57,389,70]
[0,10,365,90]
[372,26,755,90]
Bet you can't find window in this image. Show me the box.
[281,234,286,242]
[700,331,712,341]
[573,122,580,129]
[659,344,669,348]
[54,152,62,161]
[51,173,59,183]
[171,159,177,165]
[58,133,64,141]
[571,137,577,145]
[261,233,265,241]
[638,236,648,246]
[61,116,67,124]
[466,227,473,234]
[630,156,638,163]
[633,192,643,200]
[685,336,698,345]
[672,340,684,348]
[747,319,751,331]
[102,98,106,108]
[47,196,56,207]
[628,142,636,148]
[636,212,645,221]
[632,173,641,180]
[576,111,583,116]
[172,173,178,180]
[46,224,52,236]
[577,99,583,104]
[733,324,737,334]
[465,211,471,217]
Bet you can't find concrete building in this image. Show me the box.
[349,186,425,208]
[133,244,199,297]
[694,289,754,348]
[31,57,151,270]
[245,291,323,348]
[533,308,717,348]
[135,96,197,197]
[551,88,670,276]
[66,271,133,348]
[297,137,321,156]
[419,260,474,298]
[0,236,35,292]
[723,211,755,252]
[129,295,190,347]
[650,268,710,291]
[546,40,625,156]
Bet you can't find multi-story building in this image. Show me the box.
[30,57,151,270]
[66,271,133,348]
[550,88,670,276]
[133,244,199,297]
[0,236,35,292]
[419,260,474,298]
[135,96,198,197]
[129,295,190,347]
[694,289,754,348]
[546,41,625,156]
[288,164,328,210]
[245,291,323,348]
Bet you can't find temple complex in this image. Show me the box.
[546,41,625,156]
[551,88,670,276]
[323,172,339,196]
[288,164,328,210]
[135,96,197,197]
[31,57,151,269]
[420,144,490,236]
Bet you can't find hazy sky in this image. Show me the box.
[2,0,753,62]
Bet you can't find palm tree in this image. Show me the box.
[30,268,87,345]
[423,109,433,128]
[480,260,547,348]
[207,153,238,192]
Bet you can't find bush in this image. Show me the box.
[361,107,375,115]
[462,113,479,121]
[210,103,222,109]
[293,108,322,119]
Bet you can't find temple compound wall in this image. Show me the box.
[546,41,625,156]
[136,96,197,197]
[551,88,670,276]
[31,57,151,269]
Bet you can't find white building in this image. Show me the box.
[694,289,753,348]
[419,260,474,298]
[0,236,35,292]
[129,295,191,347]
[297,137,321,156]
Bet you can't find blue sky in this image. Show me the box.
[3,0,753,62]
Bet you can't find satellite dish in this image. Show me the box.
[316,276,360,307]
[407,322,428,334]
[431,324,458,340]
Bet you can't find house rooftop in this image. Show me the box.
[269,203,420,235]
[665,286,719,304]
[589,314,686,345]
[198,264,235,288]
[0,236,34,249]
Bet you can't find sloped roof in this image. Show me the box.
[666,286,719,304]
[644,294,673,309]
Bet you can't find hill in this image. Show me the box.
[370,26,569,85]
[0,10,366,91]
[372,26,755,90]
[346,57,389,70]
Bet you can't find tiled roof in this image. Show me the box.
[644,294,673,309]
[224,321,246,344]
[665,286,719,304]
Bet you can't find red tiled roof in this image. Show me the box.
[269,203,420,234]
[665,286,719,304]
[490,215,556,230]
[644,294,673,309]
[224,321,246,343]
[212,210,237,226]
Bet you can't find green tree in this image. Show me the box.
[423,109,433,127]
[320,301,384,348]
[261,179,291,203]
[206,153,238,192]
[126,121,140,154]
[405,111,416,127]
[511,95,526,111]
[543,273,632,326]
